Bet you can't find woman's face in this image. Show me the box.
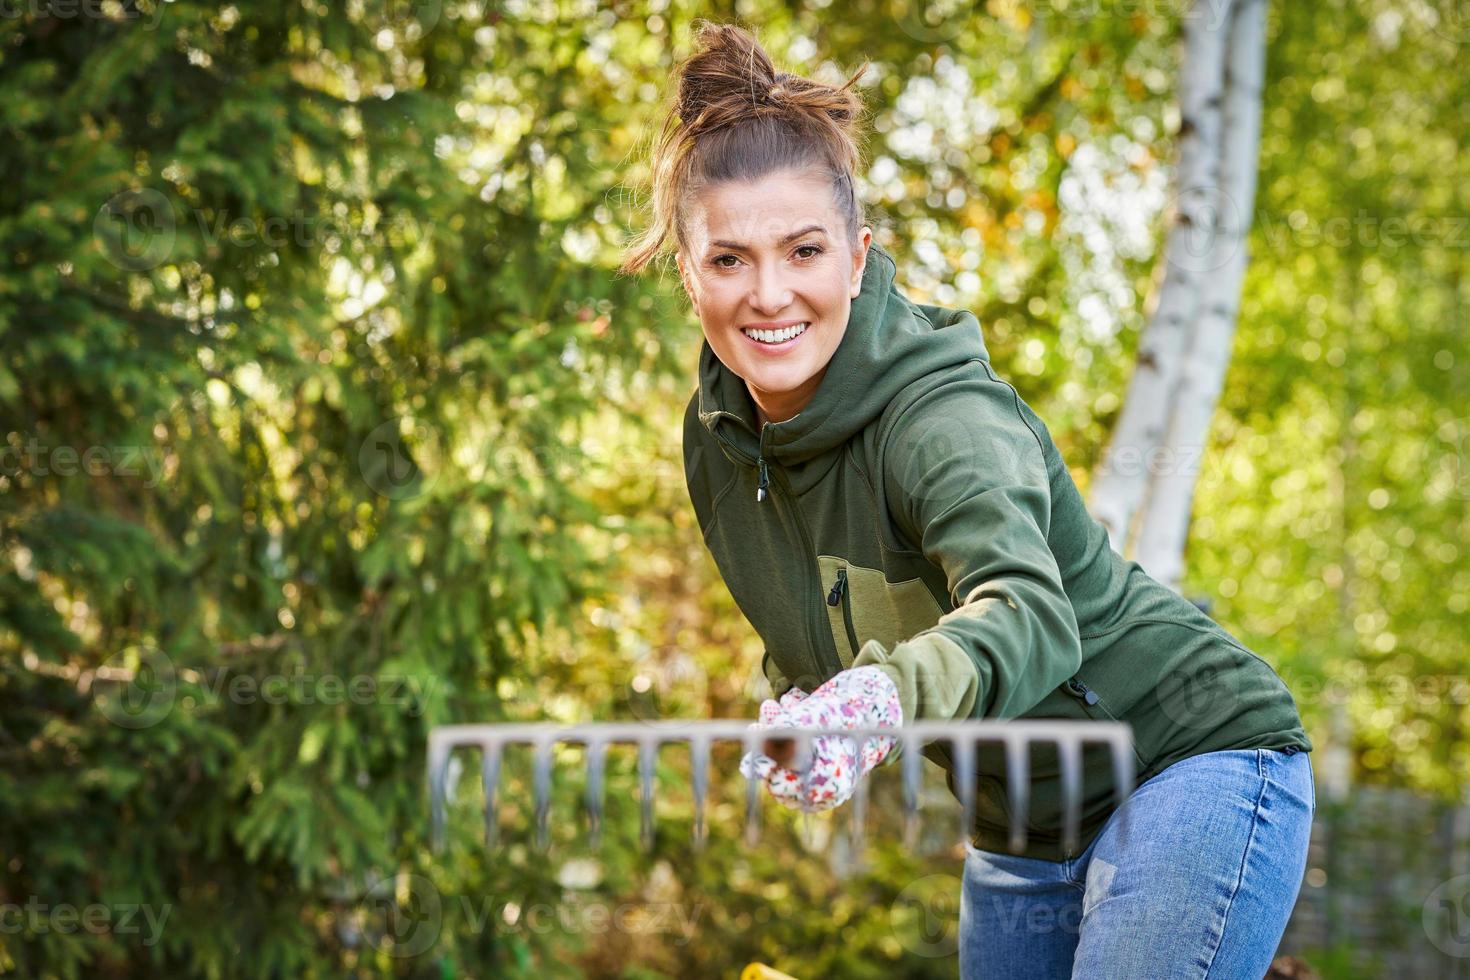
[676,167,871,426]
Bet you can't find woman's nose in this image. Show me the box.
[749,264,794,314]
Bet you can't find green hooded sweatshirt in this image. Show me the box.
[682,239,1312,861]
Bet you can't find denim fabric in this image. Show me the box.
[959,747,1315,979]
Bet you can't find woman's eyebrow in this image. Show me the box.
[707,223,829,250]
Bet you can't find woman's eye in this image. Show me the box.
[709,246,820,268]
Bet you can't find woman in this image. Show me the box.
[619,22,1315,979]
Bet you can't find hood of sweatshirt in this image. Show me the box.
[695,240,990,484]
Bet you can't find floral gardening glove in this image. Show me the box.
[739,666,903,812]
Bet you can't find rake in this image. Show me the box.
[428,719,1137,856]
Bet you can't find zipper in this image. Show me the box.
[1065,677,1100,705]
[826,568,861,661]
[758,446,843,680]
[1064,676,1150,774]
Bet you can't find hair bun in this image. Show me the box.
[618,21,871,277]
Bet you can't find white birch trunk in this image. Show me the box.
[1087,0,1236,556]
[1133,0,1267,591]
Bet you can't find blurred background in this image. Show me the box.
[1,0,1466,977]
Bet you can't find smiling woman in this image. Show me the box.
[617,22,873,427]
[617,20,1315,980]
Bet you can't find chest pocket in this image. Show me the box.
[816,555,947,668]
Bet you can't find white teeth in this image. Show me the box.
[742,322,809,344]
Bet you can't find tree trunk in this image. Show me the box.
[1133,0,1267,591]
[1088,0,1267,599]
[1087,0,1237,557]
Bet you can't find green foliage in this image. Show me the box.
[1,0,1464,977]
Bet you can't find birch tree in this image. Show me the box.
[1088,0,1268,595]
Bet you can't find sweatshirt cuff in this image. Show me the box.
[851,632,982,727]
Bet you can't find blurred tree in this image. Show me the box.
[0,0,1463,977]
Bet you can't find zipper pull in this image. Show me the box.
[756,457,770,503]
[1066,678,1099,705]
[826,568,847,606]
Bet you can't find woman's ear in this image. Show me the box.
[849,226,873,298]
[675,252,701,318]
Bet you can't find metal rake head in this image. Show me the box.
[427,719,1136,857]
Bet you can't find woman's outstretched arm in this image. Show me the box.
[854,360,1083,727]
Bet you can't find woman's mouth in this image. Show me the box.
[739,321,809,351]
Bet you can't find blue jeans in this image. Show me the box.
[959,747,1315,979]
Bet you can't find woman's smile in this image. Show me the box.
[739,319,812,353]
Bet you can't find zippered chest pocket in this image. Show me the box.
[816,555,947,669]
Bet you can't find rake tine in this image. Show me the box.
[429,735,449,853]
[584,737,607,851]
[1058,733,1082,856]
[690,735,710,852]
[950,732,976,850]
[851,749,870,854]
[638,736,658,851]
[1005,731,1030,855]
[533,735,554,853]
[1109,730,1136,850]
[901,730,923,852]
[482,738,503,848]
[743,727,763,847]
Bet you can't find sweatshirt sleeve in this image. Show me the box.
[852,362,1082,733]
[761,648,794,700]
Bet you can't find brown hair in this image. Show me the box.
[618,21,871,277]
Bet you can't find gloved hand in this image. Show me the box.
[739,665,903,812]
